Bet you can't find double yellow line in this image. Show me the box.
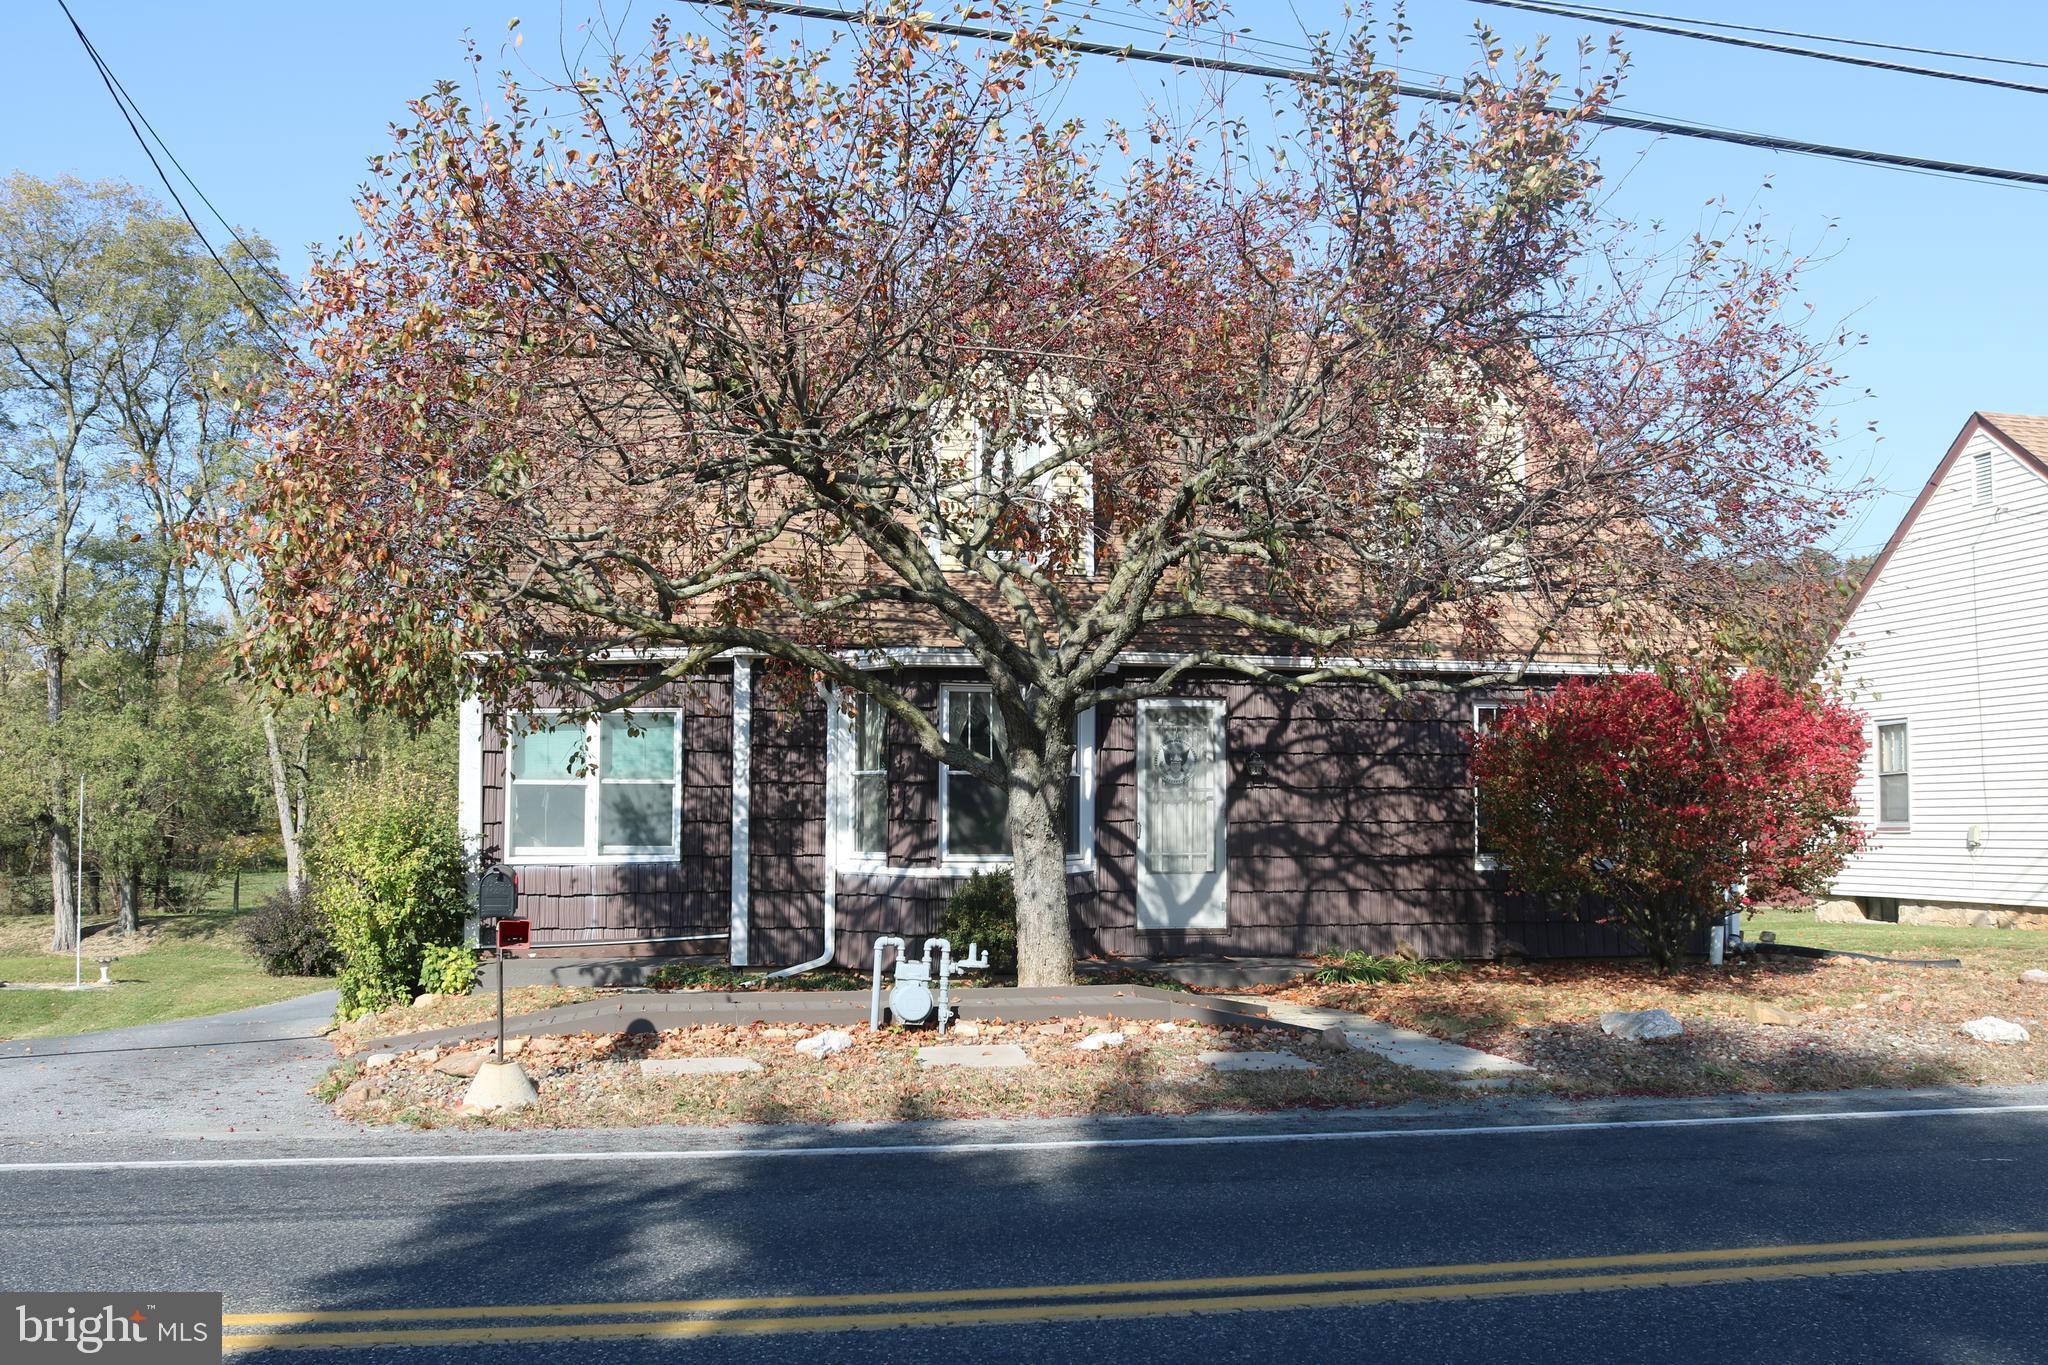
[223,1230,2048,1352]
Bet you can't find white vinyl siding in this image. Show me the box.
[505,711,682,861]
[1827,426,2048,908]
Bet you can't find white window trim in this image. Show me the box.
[840,692,891,870]
[832,687,1095,874]
[1875,717,1910,829]
[503,708,684,864]
[1472,702,1503,872]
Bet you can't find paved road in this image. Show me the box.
[0,990,341,1144]
[3,1088,2048,1361]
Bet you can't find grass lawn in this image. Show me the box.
[0,872,326,1042]
[1742,908,2046,967]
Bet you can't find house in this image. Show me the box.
[1821,411,2048,928]
[454,642,1640,969]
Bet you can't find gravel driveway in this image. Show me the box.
[0,990,343,1147]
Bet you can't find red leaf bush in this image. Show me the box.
[1471,672,1866,972]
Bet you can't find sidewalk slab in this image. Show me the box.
[917,1044,1033,1069]
[1226,996,1535,1077]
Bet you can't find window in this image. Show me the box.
[850,693,888,860]
[1877,721,1910,825]
[505,711,681,859]
[1975,450,1995,505]
[942,687,1009,860]
[1472,704,1503,869]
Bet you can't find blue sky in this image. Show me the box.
[11,1,2046,553]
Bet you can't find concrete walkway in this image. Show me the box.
[1225,996,1535,1079]
[0,991,345,1146]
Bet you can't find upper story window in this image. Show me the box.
[1876,721,1910,826]
[506,711,681,860]
[1974,450,1995,505]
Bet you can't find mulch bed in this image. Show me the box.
[325,1016,1459,1129]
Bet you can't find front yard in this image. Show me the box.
[325,908,2048,1129]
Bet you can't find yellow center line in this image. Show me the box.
[221,1231,2048,1340]
[221,1244,2048,1352]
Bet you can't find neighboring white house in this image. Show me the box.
[1822,411,2048,927]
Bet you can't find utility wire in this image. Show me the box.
[1520,1,2048,73]
[703,2,2048,190]
[54,0,296,347]
[1458,0,2048,97]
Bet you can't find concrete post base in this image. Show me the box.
[461,1060,539,1116]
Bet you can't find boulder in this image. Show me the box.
[794,1030,853,1058]
[339,1078,378,1107]
[1073,1031,1126,1052]
[1812,900,1868,924]
[412,993,441,1009]
[433,1051,486,1078]
[2021,970,2048,986]
[1744,1001,1800,1027]
[1961,1016,2031,1045]
[361,1051,400,1071]
[1599,1009,1685,1042]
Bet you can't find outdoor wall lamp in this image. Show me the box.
[1245,752,1268,781]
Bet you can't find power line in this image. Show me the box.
[1522,2,2048,74]
[701,2,2048,190]
[54,0,295,348]
[1459,0,2048,96]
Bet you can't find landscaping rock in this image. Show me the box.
[1073,1031,1125,1052]
[361,1051,400,1071]
[2021,970,2048,985]
[503,1036,532,1059]
[339,1079,378,1107]
[1961,1016,2031,1045]
[1744,1001,1800,1027]
[412,993,441,1009]
[795,1030,853,1058]
[1599,1009,1685,1042]
[1813,899,1868,924]
[433,1052,486,1078]
[917,1044,1033,1069]
[950,1020,983,1038]
[1032,1022,1070,1036]
[641,1057,764,1076]
[1198,1050,1316,1073]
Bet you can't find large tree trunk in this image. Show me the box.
[1006,733,1075,987]
[117,867,140,937]
[46,651,73,954]
[261,708,307,901]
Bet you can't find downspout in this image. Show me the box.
[766,682,838,978]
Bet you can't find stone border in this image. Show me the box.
[356,986,1303,1055]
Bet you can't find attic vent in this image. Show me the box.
[1975,450,1995,505]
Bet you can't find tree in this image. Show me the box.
[248,4,1858,984]
[1470,671,1866,972]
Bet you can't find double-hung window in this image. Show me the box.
[1472,704,1503,870]
[1877,721,1910,826]
[849,693,889,862]
[506,711,681,860]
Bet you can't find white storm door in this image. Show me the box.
[1136,698,1228,930]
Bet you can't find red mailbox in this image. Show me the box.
[493,918,531,951]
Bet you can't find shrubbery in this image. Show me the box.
[312,776,470,1019]
[940,870,1017,978]
[243,885,339,977]
[417,943,479,996]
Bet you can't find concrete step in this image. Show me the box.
[1224,996,1535,1077]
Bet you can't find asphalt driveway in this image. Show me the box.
[0,990,343,1148]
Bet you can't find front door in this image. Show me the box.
[1136,698,1228,930]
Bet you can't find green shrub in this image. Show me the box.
[418,943,479,995]
[940,870,1017,977]
[243,885,339,977]
[1311,950,1459,986]
[311,775,470,1020]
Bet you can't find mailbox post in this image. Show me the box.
[475,867,525,1062]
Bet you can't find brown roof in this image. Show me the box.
[1979,412,2048,464]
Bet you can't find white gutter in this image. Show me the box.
[728,657,752,967]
